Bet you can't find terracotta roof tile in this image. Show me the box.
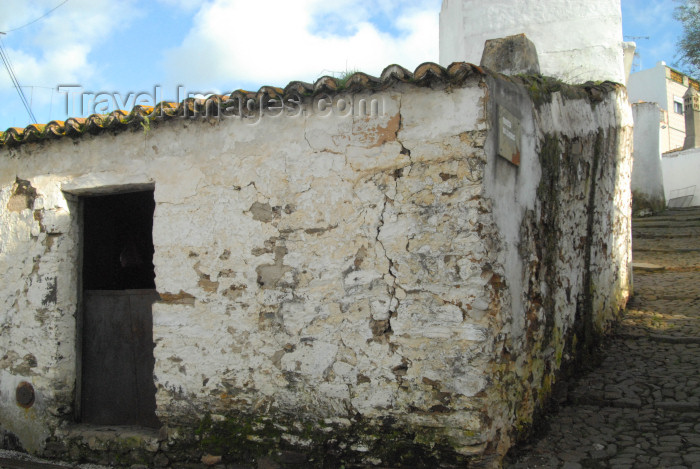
[283,81,314,96]
[413,62,447,85]
[0,61,485,148]
[343,72,381,91]
[379,64,413,84]
[313,76,340,94]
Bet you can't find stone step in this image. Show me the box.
[634,247,700,252]
[634,237,700,251]
[632,228,700,239]
[633,208,700,223]
[569,394,700,412]
[632,220,700,228]
[632,262,665,272]
[631,255,700,272]
[0,455,72,469]
[617,332,700,344]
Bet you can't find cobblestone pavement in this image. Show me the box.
[506,208,700,469]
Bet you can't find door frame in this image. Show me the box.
[65,183,156,425]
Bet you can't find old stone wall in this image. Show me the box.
[0,71,632,467]
[481,77,632,454]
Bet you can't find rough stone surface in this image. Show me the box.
[507,208,700,468]
[0,75,632,467]
[480,34,540,76]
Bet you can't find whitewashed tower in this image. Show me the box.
[439,0,627,83]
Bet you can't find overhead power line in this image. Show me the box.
[0,1,69,125]
[2,0,69,33]
[0,35,37,124]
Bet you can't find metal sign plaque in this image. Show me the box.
[498,105,521,166]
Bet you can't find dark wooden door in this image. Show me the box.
[81,289,160,427]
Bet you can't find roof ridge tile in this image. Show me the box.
[0,61,486,148]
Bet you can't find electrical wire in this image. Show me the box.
[2,0,69,33]
[0,0,71,125]
[0,37,37,123]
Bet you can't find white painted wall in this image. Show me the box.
[0,84,502,458]
[628,62,690,153]
[662,147,700,206]
[439,0,625,83]
[667,80,689,151]
[631,102,665,212]
[628,62,668,108]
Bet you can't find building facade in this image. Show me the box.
[0,64,633,467]
[628,61,700,153]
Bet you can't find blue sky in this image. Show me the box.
[0,0,688,131]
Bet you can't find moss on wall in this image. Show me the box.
[515,75,619,107]
[43,412,477,468]
[507,123,627,459]
[632,190,666,216]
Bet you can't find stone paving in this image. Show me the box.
[506,207,700,469]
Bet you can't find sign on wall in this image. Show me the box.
[498,105,521,166]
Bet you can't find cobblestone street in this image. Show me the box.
[507,208,700,469]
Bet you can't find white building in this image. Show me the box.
[628,61,700,153]
[631,102,666,213]
[628,62,700,208]
[439,0,627,83]
[0,64,633,468]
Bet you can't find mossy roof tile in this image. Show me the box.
[0,61,486,148]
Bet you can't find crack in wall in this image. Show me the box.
[374,188,398,338]
[371,98,412,342]
[395,96,412,160]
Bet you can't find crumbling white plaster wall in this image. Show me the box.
[0,176,78,453]
[480,78,632,445]
[439,0,626,83]
[0,82,503,458]
[0,74,632,466]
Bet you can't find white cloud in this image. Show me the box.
[160,0,440,91]
[0,0,440,128]
[0,0,138,86]
[0,0,140,124]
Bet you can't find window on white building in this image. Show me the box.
[674,96,684,115]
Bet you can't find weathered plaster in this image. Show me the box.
[0,76,632,467]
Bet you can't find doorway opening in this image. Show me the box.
[79,190,160,427]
